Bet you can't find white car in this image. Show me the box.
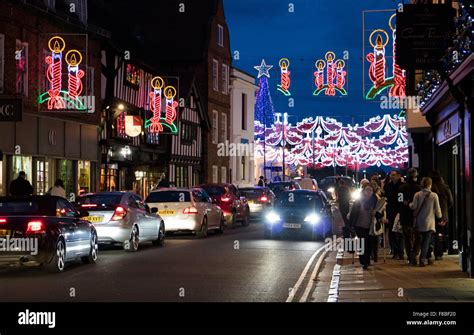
[145,188,224,238]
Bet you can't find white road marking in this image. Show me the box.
[286,245,326,302]
[299,248,330,302]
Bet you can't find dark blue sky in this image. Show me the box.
[225,0,402,125]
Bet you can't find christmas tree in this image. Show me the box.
[254,59,275,132]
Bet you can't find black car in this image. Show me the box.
[267,181,301,198]
[264,190,332,240]
[0,196,98,273]
[238,187,275,218]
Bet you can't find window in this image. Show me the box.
[175,166,188,188]
[222,64,229,95]
[44,0,55,9]
[124,63,140,89]
[15,40,28,96]
[56,199,76,218]
[212,59,219,91]
[41,49,49,92]
[221,167,227,183]
[217,24,224,47]
[212,166,218,183]
[241,156,246,180]
[0,34,4,93]
[86,66,94,95]
[69,0,88,24]
[212,110,218,144]
[241,93,247,130]
[220,113,227,143]
[181,122,196,144]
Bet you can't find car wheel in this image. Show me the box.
[216,215,225,234]
[196,217,208,239]
[124,225,139,252]
[241,208,250,227]
[82,231,98,264]
[152,221,165,247]
[45,238,66,273]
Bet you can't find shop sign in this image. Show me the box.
[125,115,142,137]
[0,98,22,122]
[436,113,460,145]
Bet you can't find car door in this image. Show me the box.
[56,198,80,260]
[65,200,91,256]
[137,195,159,240]
[131,195,153,240]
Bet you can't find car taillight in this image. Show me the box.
[26,221,45,234]
[260,196,268,202]
[0,218,7,224]
[183,206,198,214]
[312,185,316,190]
[221,195,231,202]
[111,206,127,221]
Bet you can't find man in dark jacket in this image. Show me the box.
[9,171,34,196]
[383,170,404,259]
[399,168,421,265]
[431,171,453,260]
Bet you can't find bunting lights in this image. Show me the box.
[365,14,406,100]
[277,58,291,96]
[145,77,178,134]
[313,52,347,96]
[38,36,87,111]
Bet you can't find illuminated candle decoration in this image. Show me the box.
[365,15,406,100]
[45,36,66,110]
[313,52,347,96]
[277,58,291,96]
[148,76,164,133]
[38,35,87,111]
[164,86,178,125]
[15,47,26,94]
[65,49,85,101]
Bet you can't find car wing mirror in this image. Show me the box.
[76,210,89,217]
[151,207,159,214]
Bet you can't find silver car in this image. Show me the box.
[145,188,224,238]
[75,192,165,252]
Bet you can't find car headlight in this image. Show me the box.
[351,189,361,200]
[327,187,335,194]
[304,213,320,225]
[266,211,281,224]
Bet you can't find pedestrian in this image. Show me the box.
[158,175,170,188]
[398,168,422,265]
[9,171,34,196]
[50,179,66,199]
[430,171,453,260]
[409,177,442,267]
[369,183,387,263]
[258,176,265,187]
[336,179,351,237]
[348,184,378,270]
[383,170,404,260]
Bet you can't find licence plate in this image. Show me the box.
[0,229,11,237]
[83,216,103,223]
[247,200,254,204]
[283,223,301,229]
[159,210,176,216]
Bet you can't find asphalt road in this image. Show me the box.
[0,221,327,302]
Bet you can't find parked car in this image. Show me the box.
[293,177,319,191]
[263,190,332,240]
[196,183,250,226]
[145,188,224,238]
[319,176,356,200]
[74,192,165,252]
[0,195,98,273]
[267,181,301,198]
[238,187,275,219]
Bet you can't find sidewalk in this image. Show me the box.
[334,251,474,302]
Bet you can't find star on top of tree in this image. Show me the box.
[254,59,273,78]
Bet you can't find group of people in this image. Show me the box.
[9,171,67,199]
[337,168,453,270]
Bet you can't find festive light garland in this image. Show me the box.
[255,114,408,169]
[313,52,347,96]
[277,58,291,96]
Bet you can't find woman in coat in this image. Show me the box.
[409,177,442,267]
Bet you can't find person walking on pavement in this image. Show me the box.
[348,184,378,270]
[430,171,453,261]
[50,179,66,199]
[369,182,387,263]
[383,170,404,259]
[410,177,442,267]
[336,179,351,238]
[158,175,170,188]
[258,176,265,187]
[9,171,34,196]
[399,168,422,265]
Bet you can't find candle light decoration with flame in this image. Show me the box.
[38,36,86,111]
[365,14,406,100]
[145,79,178,134]
[313,51,347,96]
[277,58,291,96]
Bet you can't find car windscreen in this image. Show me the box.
[200,186,226,196]
[274,193,323,208]
[0,199,51,215]
[239,189,265,199]
[146,191,191,203]
[76,194,122,210]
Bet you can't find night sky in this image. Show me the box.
[225,0,403,126]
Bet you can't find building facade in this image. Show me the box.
[229,67,257,187]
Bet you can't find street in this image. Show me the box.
[0,222,326,302]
